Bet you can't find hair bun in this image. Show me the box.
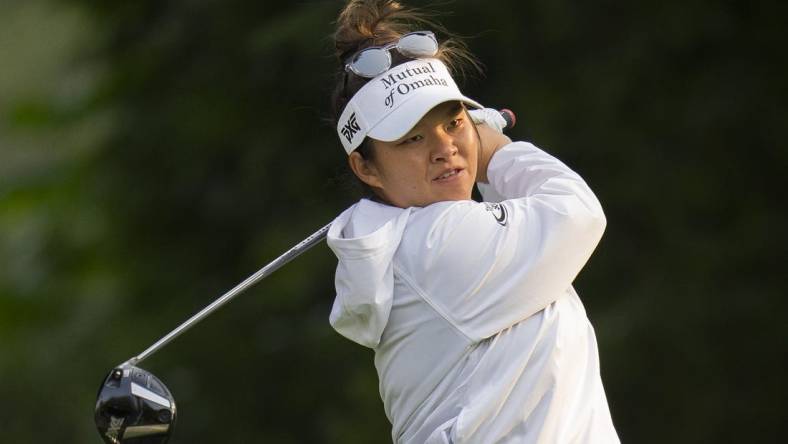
[334,0,411,62]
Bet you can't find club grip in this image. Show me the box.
[499,109,516,130]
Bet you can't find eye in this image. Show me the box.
[448,117,464,129]
[397,134,423,145]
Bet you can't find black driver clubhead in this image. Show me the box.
[95,365,177,443]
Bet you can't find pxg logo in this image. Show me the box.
[341,112,361,143]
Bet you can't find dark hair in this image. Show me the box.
[330,1,482,197]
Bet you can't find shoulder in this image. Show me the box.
[396,200,507,264]
[404,200,481,239]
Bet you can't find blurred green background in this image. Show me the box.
[1,0,785,442]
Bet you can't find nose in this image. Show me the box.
[429,130,458,163]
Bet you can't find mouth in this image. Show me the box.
[433,168,464,182]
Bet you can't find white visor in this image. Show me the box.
[337,58,483,154]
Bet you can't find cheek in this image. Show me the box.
[375,150,423,188]
[461,129,480,163]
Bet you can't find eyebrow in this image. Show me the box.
[443,101,465,117]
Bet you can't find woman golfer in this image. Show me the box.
[326,1,620,442]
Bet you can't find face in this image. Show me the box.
[349,101,479,208]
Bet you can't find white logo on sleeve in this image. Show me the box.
[484,203,508,226]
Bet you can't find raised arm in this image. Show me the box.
[397,141,607,342]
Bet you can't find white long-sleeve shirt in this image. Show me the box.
[327,141,620,443]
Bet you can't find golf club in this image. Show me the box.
[95,223,331,443]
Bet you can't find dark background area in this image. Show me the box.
[1,0,785,442]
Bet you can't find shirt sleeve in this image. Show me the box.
[396,141,607,342]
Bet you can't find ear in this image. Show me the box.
[348,151,385,189]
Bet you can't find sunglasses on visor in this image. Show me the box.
[344,31,439,78]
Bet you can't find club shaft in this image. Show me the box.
[124,223,332,367]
